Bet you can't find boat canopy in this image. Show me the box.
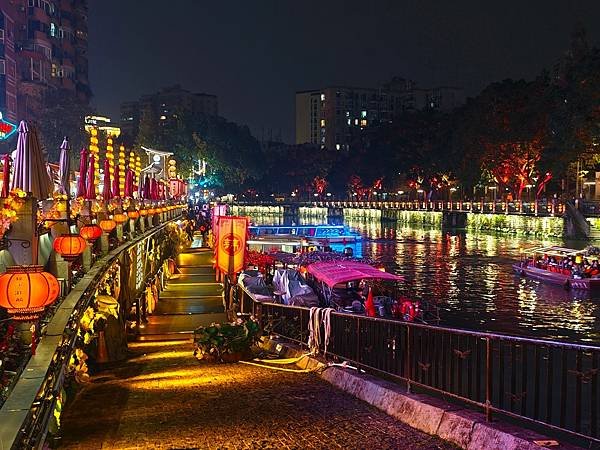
[524,246,587,258]
[307,261,403,287]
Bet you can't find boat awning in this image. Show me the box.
[307,261,403,287]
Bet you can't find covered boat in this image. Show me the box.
[513,246,600,290]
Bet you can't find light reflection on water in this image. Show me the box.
[252,213,600,344]
[345,217,599,344]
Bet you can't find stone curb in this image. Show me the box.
[261,338,582,450]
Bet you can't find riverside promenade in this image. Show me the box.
[57,248,452,449]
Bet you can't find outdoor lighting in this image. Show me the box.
[128,210,140,219]
[0,266,60,320]
[148,208,156,215]
[99,219,117,233]
[80,224,103,242]
[53,233,87,262]
[140,209,148,216]
[113,213,128,224]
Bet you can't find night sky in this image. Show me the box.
[88,1,600,143]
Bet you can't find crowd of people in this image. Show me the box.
[528,254,600,279]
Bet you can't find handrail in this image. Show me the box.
[0,218,180,450]
[238,284,600,445]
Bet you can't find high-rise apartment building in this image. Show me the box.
[120,85,218,141]
[295,78,464,149]
[0,0,90,121]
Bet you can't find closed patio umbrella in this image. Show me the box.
[85,155,96,200]
[102,158,111,201]
[57,137,70,195]
[11,121,52,199]
[1,154,10,197]
[143,175,150,200]
[112,164,120,198]
[124,168,134,197]
[150,177,158,200]
[77,148,88,198]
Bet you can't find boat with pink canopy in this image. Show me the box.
[307,261,404,287]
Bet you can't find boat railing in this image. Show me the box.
[236,282,600,446]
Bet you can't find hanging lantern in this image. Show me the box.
[127,210,140,220]
[99,219,116,233]
[140,209,148,217]
[147,208,156,215]
[113,213,128,224]
[0,266,60,321]
[80,224,103,242]
[53,234,87,262]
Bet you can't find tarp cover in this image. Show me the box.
[307,261,403,287]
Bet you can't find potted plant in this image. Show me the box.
[193,318,261,363]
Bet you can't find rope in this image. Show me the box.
[308,307,335,355]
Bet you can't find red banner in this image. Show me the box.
[216,216,248,275]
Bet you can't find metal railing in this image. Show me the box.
[238,286,600,444]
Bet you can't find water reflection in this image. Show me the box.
[345,218,599,344]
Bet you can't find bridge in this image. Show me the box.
[0,226,597,448]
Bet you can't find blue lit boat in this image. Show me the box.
[248,224,362,244]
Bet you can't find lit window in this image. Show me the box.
[320,94,325,101]
[345,111,350,117]
[320,119,325,127]
[361,110,367,118]
[354,119,359,125]
[51,63,57,77]
[336,144,341,150]
[360,119,368,127]
[50,23,56,37]
[347,119,351,125]
[160,115,167,120]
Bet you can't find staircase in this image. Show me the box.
[137,248,226,341]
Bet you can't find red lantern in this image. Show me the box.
[53,233,87,262]
[99,219,116,233]
[113,213,128,224]
[147,208,156,215]
[127,210,140,219]
[0,266,60,320]
[80,224,103,242]
[139,209,148,217]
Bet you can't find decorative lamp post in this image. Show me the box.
[99,219,116,233]
[0,266,60,321]
[106,134,115,187]
[119,145,126,197]
[89,127,100,187]
[80,224,103,243]
[53,234,87,262]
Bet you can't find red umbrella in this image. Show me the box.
[57,138,70,195]
[77,148,88,198]
[124,168,133,197]
[112,164,120,198]
[365,287,376,317]
[150,177,158,200]
[85,155,96,200]
[1,154,10,197]
[102,158,111,201]
[143,175,150,200]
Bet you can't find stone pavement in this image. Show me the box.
[58,340,455,450]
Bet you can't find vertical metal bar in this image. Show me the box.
[498,341,505,410]
[475,337,481,402]
[486,337,492,422]
[510,343,517,413]
[575,350,582,433]
[406,325,412,393]
[547,347,554,424]
[533,345,540,420]
[521,343,528,417]
[356,316,361,366]
[592,351,598,438]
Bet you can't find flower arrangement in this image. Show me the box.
[0,189,26,239]
[246,250,275,273]
[193,318,261,363]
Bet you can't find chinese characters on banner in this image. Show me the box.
[212,204,228,267]
[216,216,248,275]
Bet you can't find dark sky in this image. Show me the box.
[88,0,600,143]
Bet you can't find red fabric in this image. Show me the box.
[364,288,376,317]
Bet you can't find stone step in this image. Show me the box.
[153,296,224,315]
[177,252,214,267]
[176,266,214,275]
[168,274,216,283]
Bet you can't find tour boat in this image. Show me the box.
[248,224,362,243]
[513,246,600,290]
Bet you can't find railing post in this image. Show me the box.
[486,337,492,422]
[406,325,412,394]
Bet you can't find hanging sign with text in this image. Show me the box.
[216,216,248,275]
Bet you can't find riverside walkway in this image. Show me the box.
[57,248,452,449]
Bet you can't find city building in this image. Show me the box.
[295,78,464,149]
[120,85,218,141]
[0,0,90,121]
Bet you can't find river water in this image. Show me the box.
[342,217,600,345]
[254,213,600,345]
